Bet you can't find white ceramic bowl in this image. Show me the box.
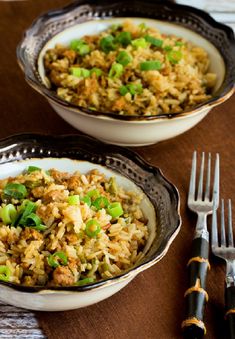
[17,1,235,146]
[0,134,180,311]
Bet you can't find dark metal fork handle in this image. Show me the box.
[182,236,210,338]
[225,286,235,339]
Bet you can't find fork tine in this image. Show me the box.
[197,152,205,200]
[204,153,211,201]
[213,153,220,208]
[221,199,226,247]
[188,151,197,201]
[212,199,219,248]
[227,199,234,247]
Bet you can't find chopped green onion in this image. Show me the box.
[144,35,163,48]
[119,85,129,96]
[25,213,41,227]
[87,189,100,200]
[115,31,132,46]
[110,24,121,32]
[0,266,11,282]
[47,251,68,268]
[70,67,90,78]
[127,83,143,95]
[27,166,41,173]
[85,219,101,238]
[68,195,80,205]
[92,196,109,210]
[18,201,36,226]
[70,39,90,55]
[107,202,123,218]
[138,22,147,31]
[164,45,172,51]
[131,38,149,49]
[175,41,184,46]
[90,68,103,77]
[116,51,132,67]
[108,63,123,78]
[75,277,94,286]
[100,35,117,53]
[3,183,27,200]
[167,50,183,64]
[140,60,162,71]
[30,224,47,231]
[0,204,17,224]
[80,195,91,207]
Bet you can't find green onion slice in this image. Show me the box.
[119,85,129,96]
[167,50,183,64]
[131,38,149,49]
[138,22,147,31]
[47,251,68,268]
[3,183,27,200]
[90,68,103,77]
[85,219,101,238]
[87,189,100,200]
[92,196,109,210]
[127,83,143,95]
[164,45,172,51]
[70,39,90,55]
[140,60,162,71]
[68,195,80,205]
[75,277,95,286]
[0,204,17,225]
[70,67,90,78]
[115,31,132,46]
[25,213,41,227]
[18,201,36,226]
[0,266,11,282]
[27,166,41,173]
[30,224,47,231]
[144,35,163,48]
[116,51,132,67]
[100,35,117,53]
[107,202,124,218]
[80,195,91,207]
[175,41,184,46]
[108,63,124,79]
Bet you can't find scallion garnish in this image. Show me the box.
[140,60,162,71]
[27,166,41,173]
[108,63,124,78]
[138,22,147,31]
[119,85,129,96]
[167,50,183,64]
[116,51,132,67]
[92,196,109,210]
[90,68,103,77]
[115,31,132,47]
[70,67,90,78]
[47,251,68,268]
[0,204,17,225]
[131,38,149,49]
[80,195,91,207]
[75,277,94,286]
[69,39,90,55]
[107,202,123,218]
[3,183,27,200]
[68,195,80,205]
[119,83,143,96]
[164,45,172,52]
[144,35,163,48]
[87,189,100,200]
[175,41,184,46]
[0,266,11,282]
[18,201,36,226]
[25,213,42,228]
[100,35,117,53]
[85,219,101,238]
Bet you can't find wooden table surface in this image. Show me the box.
[0,1,235,338]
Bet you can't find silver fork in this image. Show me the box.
[212,199,235,339]
[182,151,220,338]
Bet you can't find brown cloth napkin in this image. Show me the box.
[0,1,234,338]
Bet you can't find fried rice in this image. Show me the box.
[43,19,217,116]
[0,166,148,287]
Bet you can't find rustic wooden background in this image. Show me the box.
[0,0,234,338]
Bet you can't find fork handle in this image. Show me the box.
[225,286,235,339]
[182,235,209,338]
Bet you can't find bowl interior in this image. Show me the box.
[38,17,226,94]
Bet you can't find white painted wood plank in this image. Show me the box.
[0,329,46,339]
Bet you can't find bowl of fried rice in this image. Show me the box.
[17,1,235,146]
[0,134,180,311]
